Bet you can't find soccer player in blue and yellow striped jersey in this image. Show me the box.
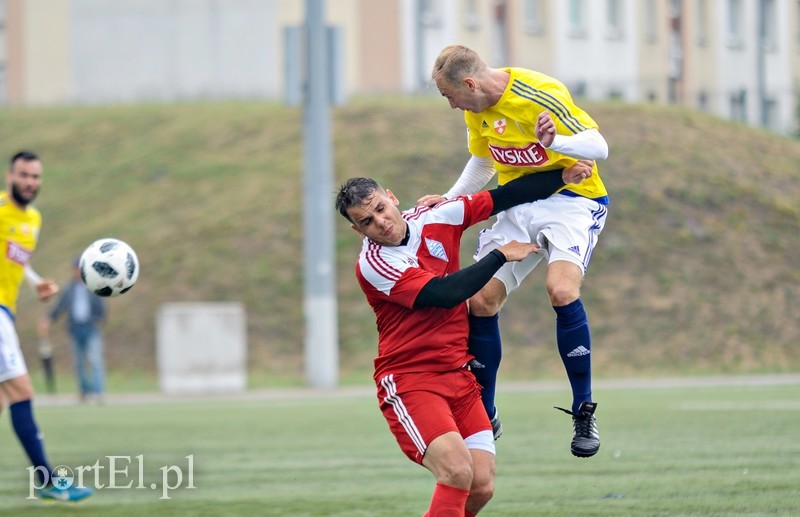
[421,44,609,458]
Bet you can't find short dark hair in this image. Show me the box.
[9,150,39,169]
[335,177,383,224]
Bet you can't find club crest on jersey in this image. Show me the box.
[493,118,507,135]
[425,238,448,262]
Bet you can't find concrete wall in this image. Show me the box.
[157,302,247,394]
[68,0,280,104]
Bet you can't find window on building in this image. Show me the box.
[797,0,800,50]
[523,0,544,34]
[696,0,708,46]
[420,0,442,27]
[763,98,779,131]
[730,89,747,122]
[763,0,777,51]
[608,89,623,101]
[490,0,510,66]
[463,0,481,30]
[570,80,587,98]
[727,0,744,48]
[698,91,709,111]
[644,0,658,43]
[568,0,587,38]
[606,0,624,40]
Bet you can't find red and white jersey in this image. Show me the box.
[355,190,494,381]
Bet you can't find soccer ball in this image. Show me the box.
[79,238,139,297]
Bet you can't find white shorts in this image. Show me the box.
[464,430,496,455]
[0,308,28,383]
[474,193,608,294]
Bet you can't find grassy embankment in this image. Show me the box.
[1,98,797,392]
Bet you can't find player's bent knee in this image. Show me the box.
[546,262,583,306]
[469,480,495,508]
[466,433,496,507]
[469,470,495,504]
[545,277,581,306]
[546,284,580,307]
[437,460,473,488]
[469,288,506,316]
[1,374,35,403]
[424,434,476,489]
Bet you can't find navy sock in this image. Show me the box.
[554,299,593,413]
[467,314,502,419]
[10,400,53,485]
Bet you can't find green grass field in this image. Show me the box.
[1,379,799,516]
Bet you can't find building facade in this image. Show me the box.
[1,0,797,134]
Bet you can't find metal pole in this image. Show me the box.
[303,0,338,388]
[756,0,767,127]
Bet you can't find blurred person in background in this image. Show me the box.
[39,256,107,403]
[419,44,609,458]
[0,150,94,502]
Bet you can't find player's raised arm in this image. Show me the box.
[486,169,564,215]
[414,242,539,309]
[535,110,609,161]
[417,156,495,207]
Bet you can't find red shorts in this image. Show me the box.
[376,368,492,464]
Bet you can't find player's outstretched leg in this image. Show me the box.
[10,399,95,502]
[10,400,54,485]
[467,314,503,439]
[553,298,600,457]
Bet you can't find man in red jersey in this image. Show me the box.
[335,164,589,516]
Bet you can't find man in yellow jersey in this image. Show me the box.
[0,151,95,501]
[419,45,609,458]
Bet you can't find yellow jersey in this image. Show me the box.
[0,192,41,314]
[465,67,608,203]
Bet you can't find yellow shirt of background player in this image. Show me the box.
[0,192,41,314]
[465,67,608,201]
